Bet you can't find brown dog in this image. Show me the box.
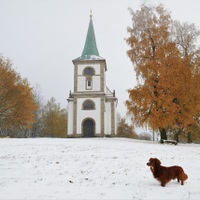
[147,158,188,187]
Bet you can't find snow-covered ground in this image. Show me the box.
[0,138,199,200]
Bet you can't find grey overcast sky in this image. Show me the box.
[0,0,200,118]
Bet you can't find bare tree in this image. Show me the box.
[171,21,200,57]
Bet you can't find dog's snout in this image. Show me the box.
[147,162,150,166]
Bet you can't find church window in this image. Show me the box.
[83,67,95,76]
[86,78,92,90]
[84,67,94,90]
[82,100,95,110]
[88,80,91,87]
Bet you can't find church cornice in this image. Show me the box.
[72,59,107,72]
[71,92,106,97]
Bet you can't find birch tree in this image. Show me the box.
[126,4,200,141]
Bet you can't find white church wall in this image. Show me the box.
[105,102,112,135]
[67,101,74,135]
[76,98,101,134]
[92,76,101,91]
[77,77,85,91]
[114,101,118,135]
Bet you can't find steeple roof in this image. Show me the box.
[74,13,104,61]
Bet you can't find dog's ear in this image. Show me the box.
[155,158,161,166]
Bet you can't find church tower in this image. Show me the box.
[67,13,117,137]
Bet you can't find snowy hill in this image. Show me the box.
[0,138,199,200]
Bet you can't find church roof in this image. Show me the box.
[74,13,104,61]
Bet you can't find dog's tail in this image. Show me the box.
[183,173,188,181]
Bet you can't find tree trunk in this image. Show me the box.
[174,130,180,143]
[187,132,192,143]
[159,128,167,141]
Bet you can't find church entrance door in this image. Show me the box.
[83,119,95,137]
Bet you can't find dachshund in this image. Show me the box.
[147,158,188,187]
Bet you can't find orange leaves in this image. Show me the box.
[127,4,171,72]
[0,55,38,129]
[126,4,200,134]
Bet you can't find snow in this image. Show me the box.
[0,138,200,200]
[74,54,105,61]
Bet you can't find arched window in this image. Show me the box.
[83,67,95,76]
[82,100,95,110]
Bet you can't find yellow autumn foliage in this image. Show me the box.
[126,4,200,140]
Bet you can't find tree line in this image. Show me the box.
[117,114,151,140]
[0,54,144,140]
[0,55,67,138]
[126,4,200,143]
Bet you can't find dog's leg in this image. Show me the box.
[161,181,166,187]
[181,180,184,185]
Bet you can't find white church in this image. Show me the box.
[67,13,118,137]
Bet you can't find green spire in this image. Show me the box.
[81,13,99,57]
[74,12,104,61]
